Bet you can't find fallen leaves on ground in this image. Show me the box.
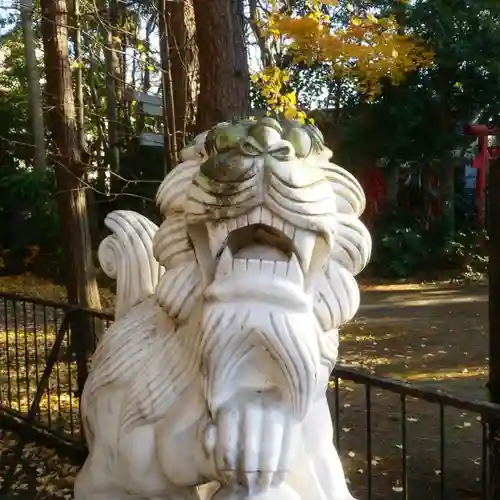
[0,429,80,499]
[0,274,115,310]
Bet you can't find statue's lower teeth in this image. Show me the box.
[215,249,304,286]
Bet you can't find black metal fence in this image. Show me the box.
[0,291,499,499]
[329,368,500,499]
[0,292,112,454]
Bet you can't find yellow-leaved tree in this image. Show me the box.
[250,0,433,121]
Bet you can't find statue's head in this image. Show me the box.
[153,118,371,417]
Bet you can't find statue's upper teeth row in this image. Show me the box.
[206,205,317,273]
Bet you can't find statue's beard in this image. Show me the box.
[199,299,322,418]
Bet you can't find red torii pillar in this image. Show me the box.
[465,124,500,229]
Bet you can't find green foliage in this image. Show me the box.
[0,165,60,276]
[338,0,500,167]
[368,213,488,280]
[369,212,429,279]
[443,230,489,280]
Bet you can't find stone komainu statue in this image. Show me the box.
[75,118,372,500]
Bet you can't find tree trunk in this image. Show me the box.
[100,0,121,172]
[158,0,178,172]
[71,0,86,153]
[40,0,102,312]
[193,0,249,132]
[20,0,45,170]
[168,0,198,148]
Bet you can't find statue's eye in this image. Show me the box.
[239,138,261,156]
[214,130,242,153]
[284,127,312,159]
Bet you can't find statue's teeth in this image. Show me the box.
[271,213,284,232]
[283,221,295,240]
[216,246,233,275]
[227,218,238,232]
[207,221,229,257]
[274,260,288,279]
[248,206,262,225]
[247,259,260,274]
[287,254,304,286]
[233,258,247,273]
[293,228,316,273]
[236,213,249,228]
[260,206,273,226]
[260,260,276,275]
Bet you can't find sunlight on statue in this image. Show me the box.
[74,117,372,500]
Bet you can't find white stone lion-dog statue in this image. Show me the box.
[75,117,372,500]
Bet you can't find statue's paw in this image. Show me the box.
[212,482,300,500]
[206,398,300,490]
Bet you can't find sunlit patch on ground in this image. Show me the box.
[0,325,82,436]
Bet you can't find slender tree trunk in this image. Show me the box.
[193,0,250,132]
[158,0,178,172]
[71,0,86,153]
[168,0,198,148]
[100,0,121,172]
[248,0,272,68]
[20,0,45,170]
[40,0,102,314]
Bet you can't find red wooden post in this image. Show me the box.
[464,124,500,229]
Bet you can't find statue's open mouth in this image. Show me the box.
[191,206,331,308]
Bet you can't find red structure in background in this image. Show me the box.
[360,124,500,227]
[360,164,386,222]
[465,124,500,229]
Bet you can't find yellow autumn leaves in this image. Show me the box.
[252,0,433,121]
[251,69,308,122]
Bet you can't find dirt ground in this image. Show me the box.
[0,280,492,499]
[335,281,489,499]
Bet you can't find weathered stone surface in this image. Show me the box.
[74,118,372,500]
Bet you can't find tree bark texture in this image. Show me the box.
[193,0,250,132]
[71,0,86,153]
[99,0,121,172]
[40,0,102,315]
[158,0,178,172]
[167,0,198,147]
[21,0,46,170]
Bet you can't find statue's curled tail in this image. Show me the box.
[98,210,164,319]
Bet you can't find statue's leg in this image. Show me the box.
[73,463,119,500]
[287,397,356,500]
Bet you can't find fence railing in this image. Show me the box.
[330,368,500,500]
[0,291,499,499]
[0,292,112,447]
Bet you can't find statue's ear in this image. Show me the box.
[321,163,366,218]
[156,159,202,216]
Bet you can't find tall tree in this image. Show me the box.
[40,0,102,314]
[193,0,250,131]
[158,0,178,171]
[168,0,198,147]
[100,0,121,172]
[20,0,45,170]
